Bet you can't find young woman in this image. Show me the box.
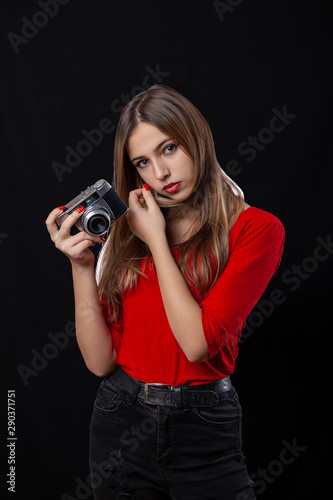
[46,85,285,499]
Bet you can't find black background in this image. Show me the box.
[1,1,332,499]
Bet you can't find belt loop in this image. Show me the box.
[131,380,141,404]
[181,386,191,411]
[172,387,183,408]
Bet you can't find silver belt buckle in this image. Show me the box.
[144,383,170,405]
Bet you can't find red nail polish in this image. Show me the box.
[76,206,85,213]
[100,236,107,242]
[143,184,150,191]
[58,206,66,210]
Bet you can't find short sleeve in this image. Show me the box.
[201,209,285,359]
[100,293,124,357]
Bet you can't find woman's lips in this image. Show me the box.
[163,182,182,194]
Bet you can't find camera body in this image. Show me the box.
[56,179,128,237]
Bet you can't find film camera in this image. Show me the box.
[56,179,128,237]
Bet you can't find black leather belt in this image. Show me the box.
[108,366,233,409]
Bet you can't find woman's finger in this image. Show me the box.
[128,188,145,210]
[56,206,86,237]
[128,186,157,211]
[66,230,105,247]
[55,229,105,255]
[62,239,97,262]
[140,184,157,209]
[45,206,67,240]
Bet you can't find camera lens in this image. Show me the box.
[84,210,111,236]
[89,216,108,234]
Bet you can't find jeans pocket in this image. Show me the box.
[193,388,240,427]
[93,378,128,414]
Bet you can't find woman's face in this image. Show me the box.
[126,122,195,201]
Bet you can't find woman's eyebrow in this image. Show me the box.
[131,138,171,163]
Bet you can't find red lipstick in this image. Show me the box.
[163,182,182,194]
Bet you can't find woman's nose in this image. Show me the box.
[153,161,170,180]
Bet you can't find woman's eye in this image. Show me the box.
[134,144,176,167]
[164,144,176,155]
[136,159,149,168]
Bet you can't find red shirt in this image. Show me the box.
[101,207,285,386]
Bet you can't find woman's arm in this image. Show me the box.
[71,262,118,376]
[45,207,117,376]
[200,210,285,358]
[126,187,209,363]
[149,236,209,362]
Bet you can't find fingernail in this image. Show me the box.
[58,206,66,210]
[76,206,85,213]
[100,236,107,242]
[143,184,150,191]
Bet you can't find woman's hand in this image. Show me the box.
[45,207,105,268]
[126,185,166,247]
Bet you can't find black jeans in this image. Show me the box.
[89,367,256,499]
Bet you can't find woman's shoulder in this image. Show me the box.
[230,204,285,247]
[236,204,283,226]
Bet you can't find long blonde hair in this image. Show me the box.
[96,85,245,321]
